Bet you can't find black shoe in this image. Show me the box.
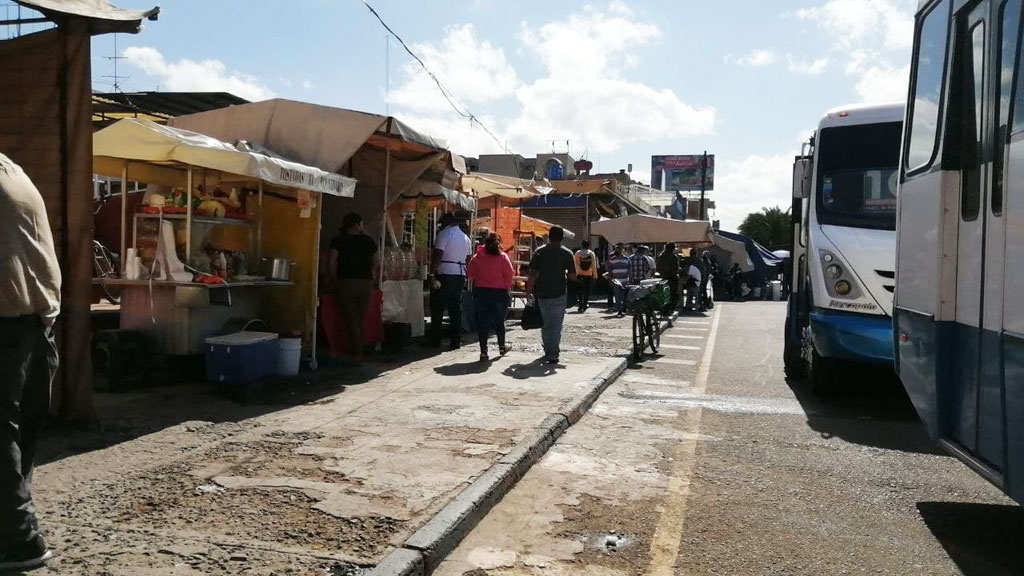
[449,342,462,351]
[0,535,52,570]
[545,357,560,365]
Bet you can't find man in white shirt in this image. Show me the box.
[428,213,472,349]
[685,259,703,310]
[0,152,61,571]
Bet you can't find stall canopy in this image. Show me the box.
[93,118,357,196]
[170,99,445,204]
[14,0,159,34]
[590,214,712,245]
[713,230,784,282]
[709,233,755,272]
[462,172,552,200]
[399,180,476,212]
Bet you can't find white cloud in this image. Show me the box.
[631,169,651,186]
[390,23,519,114]
[713,154,794,232]
[122,46,274,102]
[731,49,778,67]
[853,62,910,102]
[796,0,915,102]
[796,0,914,51]
[301,80,315,91]
[392,2,714,157]
[786,54,830,75]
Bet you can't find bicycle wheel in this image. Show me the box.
[647,310,660,354]
[632,311,645,361]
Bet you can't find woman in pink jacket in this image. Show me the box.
[467,233,514,361]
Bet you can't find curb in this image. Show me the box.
[365,356,629,576]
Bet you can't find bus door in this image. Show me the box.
[949,0,1020,470]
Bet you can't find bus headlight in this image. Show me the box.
[834,280,852,295]
[823,253,834,263]
[825,264,843,279]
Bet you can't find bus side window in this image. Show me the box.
[906,0,953,173]
[949,20,986,222]
[1015,2,1024,135]
[994,0,1023,215]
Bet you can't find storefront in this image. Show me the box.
[92,119,357,367]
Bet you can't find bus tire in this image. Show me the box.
[783,316,804,379]
[808,348,839,395]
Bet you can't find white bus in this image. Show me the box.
[784,103,905,393]
[895,0,1024,503]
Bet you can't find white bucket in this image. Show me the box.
[277,338,302,376]
[771,280,783,301]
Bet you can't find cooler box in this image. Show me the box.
[205,331,279,384]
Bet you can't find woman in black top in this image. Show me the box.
[328,213,378,361]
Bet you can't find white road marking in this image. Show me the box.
[674,327,708,331]
[675,320,710,325]
[621,374,691,386]
[654,358,697,366]
[664,334,704,340]
[620,391,804,415]
[658,344,701,351]
[647,306,721,575]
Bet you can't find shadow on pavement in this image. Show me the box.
[784,363,943,455]
[37,346,441,468]
[434,360,491,376]
[502,359,558,379]
[917,501,1024,576]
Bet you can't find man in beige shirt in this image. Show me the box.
[0,152,61,570]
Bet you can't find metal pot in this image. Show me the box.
[262,257,296,281]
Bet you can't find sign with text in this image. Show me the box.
[651,154,715,192]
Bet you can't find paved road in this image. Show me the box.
[437,301,1023,576]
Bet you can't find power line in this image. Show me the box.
[359,0,511,157]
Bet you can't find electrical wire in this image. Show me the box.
[359,0,539,190]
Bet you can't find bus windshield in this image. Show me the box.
[815,121,902,231]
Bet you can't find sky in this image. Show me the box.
[83,0,917,231]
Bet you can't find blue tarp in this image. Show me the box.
[715,230,784,283]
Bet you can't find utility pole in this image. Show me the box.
[699,151,708,220]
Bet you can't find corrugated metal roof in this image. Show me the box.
[92,91,249,129]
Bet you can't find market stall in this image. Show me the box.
[589,214,713,246]
[92,118,357,362]
[170,100,459,352]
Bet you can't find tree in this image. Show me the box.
[738,206,791,250]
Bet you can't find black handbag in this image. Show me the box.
[521,302,544,330]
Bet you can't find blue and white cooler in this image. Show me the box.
[205,331,279,384]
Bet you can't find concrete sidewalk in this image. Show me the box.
[30,348,623,575]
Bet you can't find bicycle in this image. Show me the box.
[623,279,669,362]
[93,239,121,304]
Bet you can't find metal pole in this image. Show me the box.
[186,167,193,261]
[257,181,263,261]
[120,160,128,275]
[699,151,708,220]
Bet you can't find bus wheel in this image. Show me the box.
[783,320,804,379]
[807,349,839,395]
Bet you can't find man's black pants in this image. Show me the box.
[430,274,465,346]
[0,316,57,548]
[577,276,592,311]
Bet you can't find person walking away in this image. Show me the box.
[0,152,61,571]
[693,249,710,311]
[526,226,577,364]
[596,237,610,306]
[603,243,630,317]
[467,233,514,362]
[729,262,743,301]
[574,240,597,313]
[627,245,654,287]
[328,213,379,362]
[685,258,703,310]
[429,213,472,349]
[656,243,680,312]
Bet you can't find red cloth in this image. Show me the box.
[319,289,383,357]
[468,252,514,290]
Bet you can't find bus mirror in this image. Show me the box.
[792,157,812,199]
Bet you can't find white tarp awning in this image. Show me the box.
[93,118,357,196]
[462,173,551,200]
[709,233,755,272]
[590,214,713,245]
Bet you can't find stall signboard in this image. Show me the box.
[651,155,715,192]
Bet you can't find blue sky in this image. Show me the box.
[88,0,917,230]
